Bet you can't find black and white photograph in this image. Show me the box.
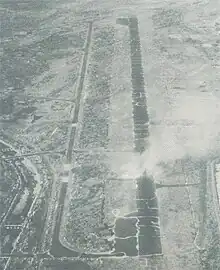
[1,0,220,269]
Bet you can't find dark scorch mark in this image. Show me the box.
[136,173,162,256]
[116,16,162,257]
[117,16,149,153]
[129,17,149,154]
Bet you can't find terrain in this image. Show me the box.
[1,0,220,269]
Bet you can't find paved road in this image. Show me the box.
[1,0,220,269]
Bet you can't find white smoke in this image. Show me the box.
[140,90,220,177]
[118,90,220,180]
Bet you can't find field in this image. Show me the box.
[1,0,220,269]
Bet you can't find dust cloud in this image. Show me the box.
[142,90,220,177]
[119,90,220,180]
